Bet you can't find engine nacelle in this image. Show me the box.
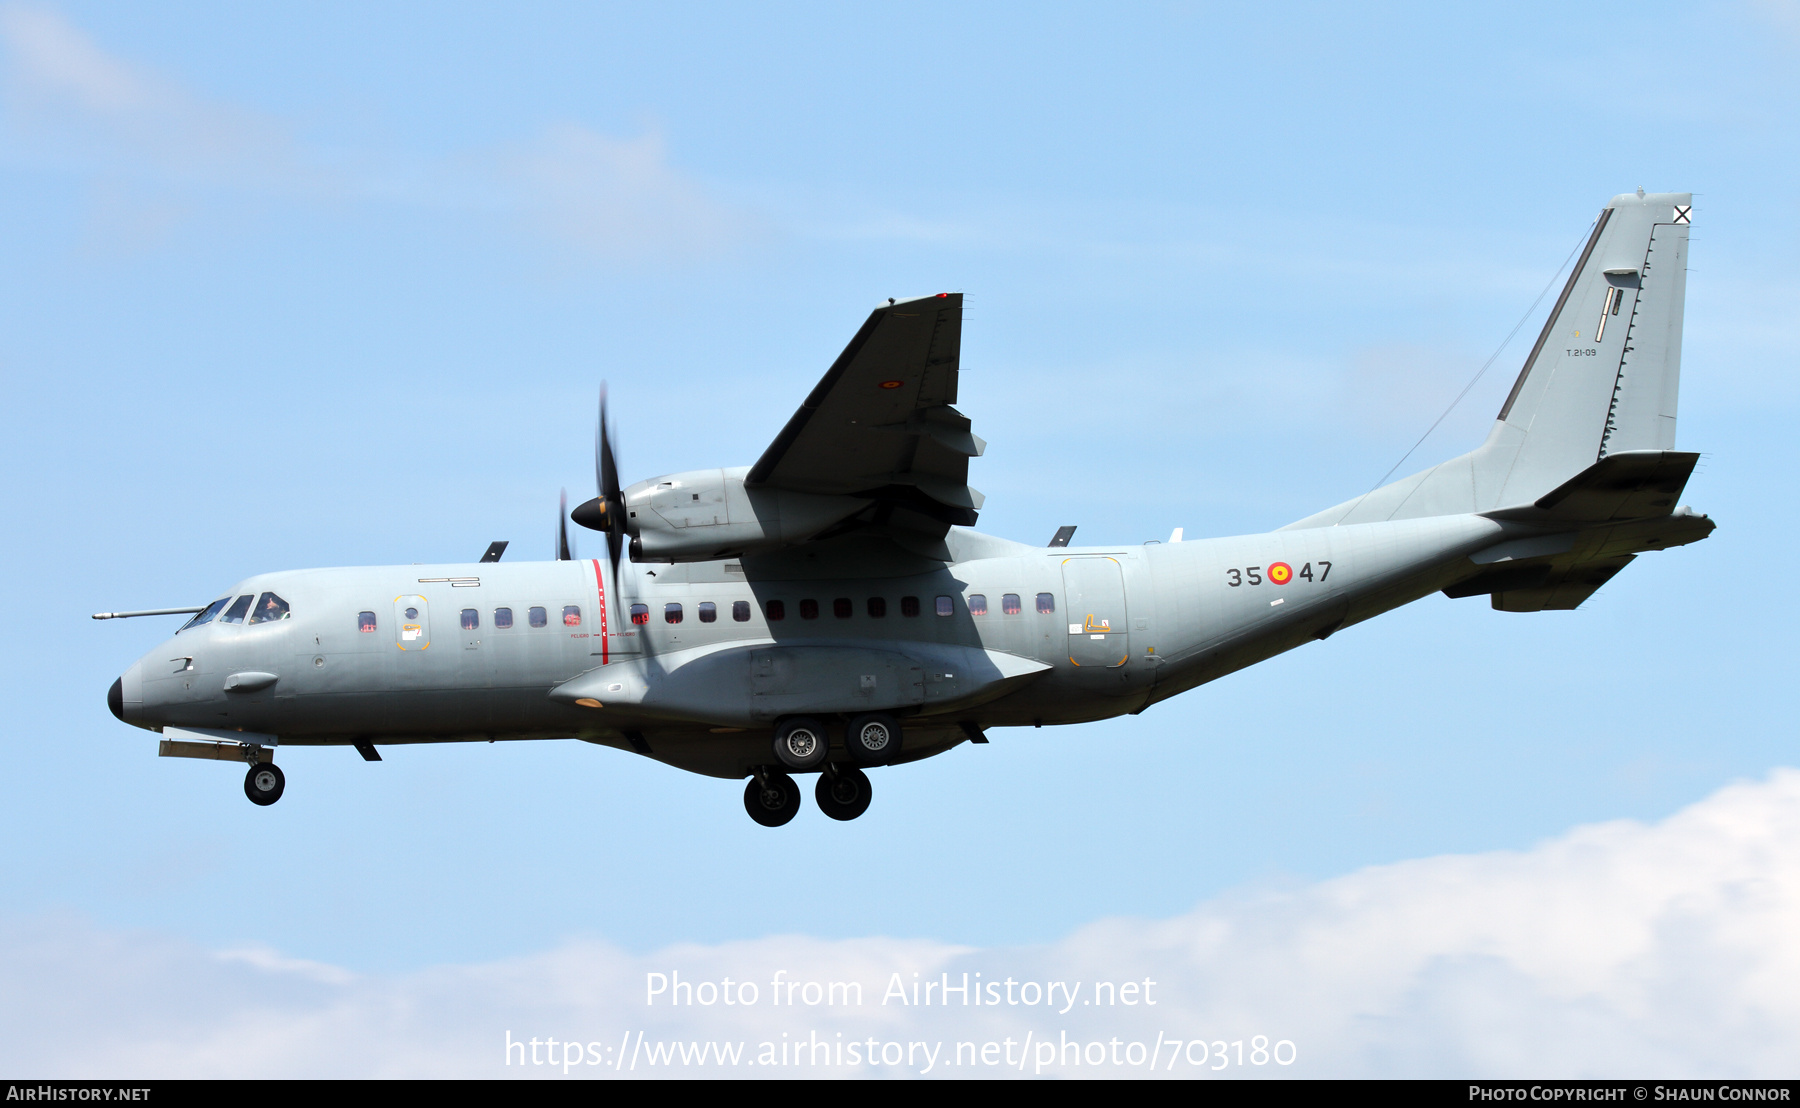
[620,467,867,562]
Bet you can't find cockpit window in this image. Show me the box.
[219,595,254,624]
[247,593,290,625]
[179,597,231,632]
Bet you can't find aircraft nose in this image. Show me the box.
[112,660,147,728]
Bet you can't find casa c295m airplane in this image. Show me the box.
[102,190,1712,826]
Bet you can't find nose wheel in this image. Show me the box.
[815,765,872,821]
[244,762,285,806]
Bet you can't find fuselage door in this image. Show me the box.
[394,594,430,653]
[1061,557,1129,667]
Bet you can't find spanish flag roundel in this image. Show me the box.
[1268,562,1293,585]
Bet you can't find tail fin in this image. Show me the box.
[1489,190,1691,498]
[1287,191,1692,529]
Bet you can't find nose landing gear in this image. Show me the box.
[244,761,285,806]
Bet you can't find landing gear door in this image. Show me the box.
[1061,557,1129,668]
[394,595,430,652]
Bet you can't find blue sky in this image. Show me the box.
[2,1,1797,1077]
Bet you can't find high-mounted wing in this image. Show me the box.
[748,293,984,536]
[602,294,989,564]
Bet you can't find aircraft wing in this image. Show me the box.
[747,293,985,545]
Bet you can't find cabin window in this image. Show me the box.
[219,595,254,625]
[833,598,853,619]
[180,597,231,632]
[968,594,988,616]
[900,596,920,618]
[528,606,547,628]
[460,608,479,631]
[1002,593,1022,615]
[935,595,954,617]
[494,607,513,629]
[665,603,683,624]
[867,597,887,618]
[357,611,377,633]
[630,604,649,625]
[248,593,290,625]
[404,606,419,620]
[562,605,581,627]
[1036,592,1056,614]
[732,600,751,622]
[799,599,819,620]
[698,601,717,623]
[765,599,786,621]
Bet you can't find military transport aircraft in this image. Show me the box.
[101,190,1712,826]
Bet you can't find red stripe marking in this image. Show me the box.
[591,558,608,664]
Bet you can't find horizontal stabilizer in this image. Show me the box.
[1493,556,1637,612]
[1445,554,1635,610]
[1448,499,1714,611]
[1488,450,1698,524]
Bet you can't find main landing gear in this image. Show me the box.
[746,714,898,826]
[244,761,285,806]
[815,765,872,821]
[741,765,873,826]
[744,770,801,827]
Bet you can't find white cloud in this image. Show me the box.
[495,123,756,261]
[0,5,749,260]
[0,4,304,186]
[4,769,1798,1078]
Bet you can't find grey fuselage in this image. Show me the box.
[115,513,1527,779]
[109,191,1714,783]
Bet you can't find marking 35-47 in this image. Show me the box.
[1225,561,1331,587]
